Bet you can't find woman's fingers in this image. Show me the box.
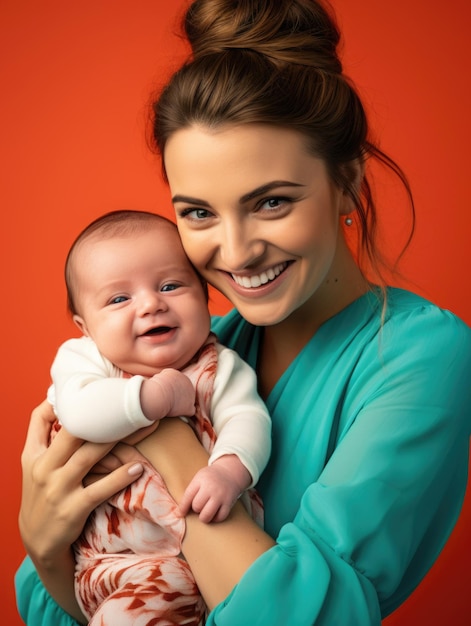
[21,399,57,456]
[83,459,145,504]
[19,402,146,562]
[38,426,88,472]
[45,436,146,511]
[111,442,149,464]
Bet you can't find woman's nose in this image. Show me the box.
[219,222,265,270]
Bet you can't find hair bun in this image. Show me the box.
[184,0,342,74]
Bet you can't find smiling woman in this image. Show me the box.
[148,0,471,622]
[166,125,368,340]
[7,1,471,625]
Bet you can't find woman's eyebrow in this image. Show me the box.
[172,181,304,207]
[240,181,304,203]
[172,194,210,206]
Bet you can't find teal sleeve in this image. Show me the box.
[208,525,381,624]
[15,557,80,626]
[207,307,471,625]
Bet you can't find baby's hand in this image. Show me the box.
[156,369,196,417]
[141,369,196,421]
[180,455,252,523]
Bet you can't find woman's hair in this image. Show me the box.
[65,210,208,315]
[149,0,415,283]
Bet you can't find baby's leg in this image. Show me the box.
[75,462,206,624]
[86,556,206,626]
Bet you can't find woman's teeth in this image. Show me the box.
[231,263,287,288]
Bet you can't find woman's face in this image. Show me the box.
[164,124,353,327]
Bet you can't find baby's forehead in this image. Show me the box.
[74,223,188,270]
[76,220,179,250]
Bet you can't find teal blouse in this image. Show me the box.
[16,289,471,625]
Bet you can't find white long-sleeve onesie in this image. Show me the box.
[48,335,271,485]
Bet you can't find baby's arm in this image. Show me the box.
[51,337,195,443]
[179,454,252,523]
[180,345,271,523]
[209,345,272,484]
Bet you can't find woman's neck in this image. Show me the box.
[257,242,369,399]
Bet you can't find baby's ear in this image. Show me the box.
[73,314,89,337]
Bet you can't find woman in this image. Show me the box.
[16,0,471,624]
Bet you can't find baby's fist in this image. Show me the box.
[157,369,196,417]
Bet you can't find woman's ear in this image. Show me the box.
[73,314,89,337]
[340,158,364,216]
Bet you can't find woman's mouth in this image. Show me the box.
[231,262,288,289]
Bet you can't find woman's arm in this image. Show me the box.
[135,419,275,609]
[18,400,145,623]
[138,308,471,625]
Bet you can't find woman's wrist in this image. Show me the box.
[33,547,87,624]
[183,500,275,609]
[135,417,210,501]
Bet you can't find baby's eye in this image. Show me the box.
[110,295,128,304]
[161,283,179,292]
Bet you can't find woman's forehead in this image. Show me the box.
[165,124,324,196]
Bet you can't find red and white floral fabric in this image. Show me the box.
[69,337,263,625]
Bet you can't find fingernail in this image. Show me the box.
[128,463,144,476]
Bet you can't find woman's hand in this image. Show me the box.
[19,399,145,561]
[89,422,160,474]
[18,399,145,620]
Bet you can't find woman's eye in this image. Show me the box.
[179,208,212,220]
[259,196,290,212]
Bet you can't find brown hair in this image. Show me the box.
[150,0,415,283]
[65,210,208,315]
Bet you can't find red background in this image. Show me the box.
[1,1,469,623]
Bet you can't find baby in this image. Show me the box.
[48,209,270,625]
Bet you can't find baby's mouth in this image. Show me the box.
[142,326,173,336]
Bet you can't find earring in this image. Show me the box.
[344,216,353,226]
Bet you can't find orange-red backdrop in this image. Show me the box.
[1,1,470,623]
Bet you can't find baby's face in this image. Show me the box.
[72,225,210,375]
